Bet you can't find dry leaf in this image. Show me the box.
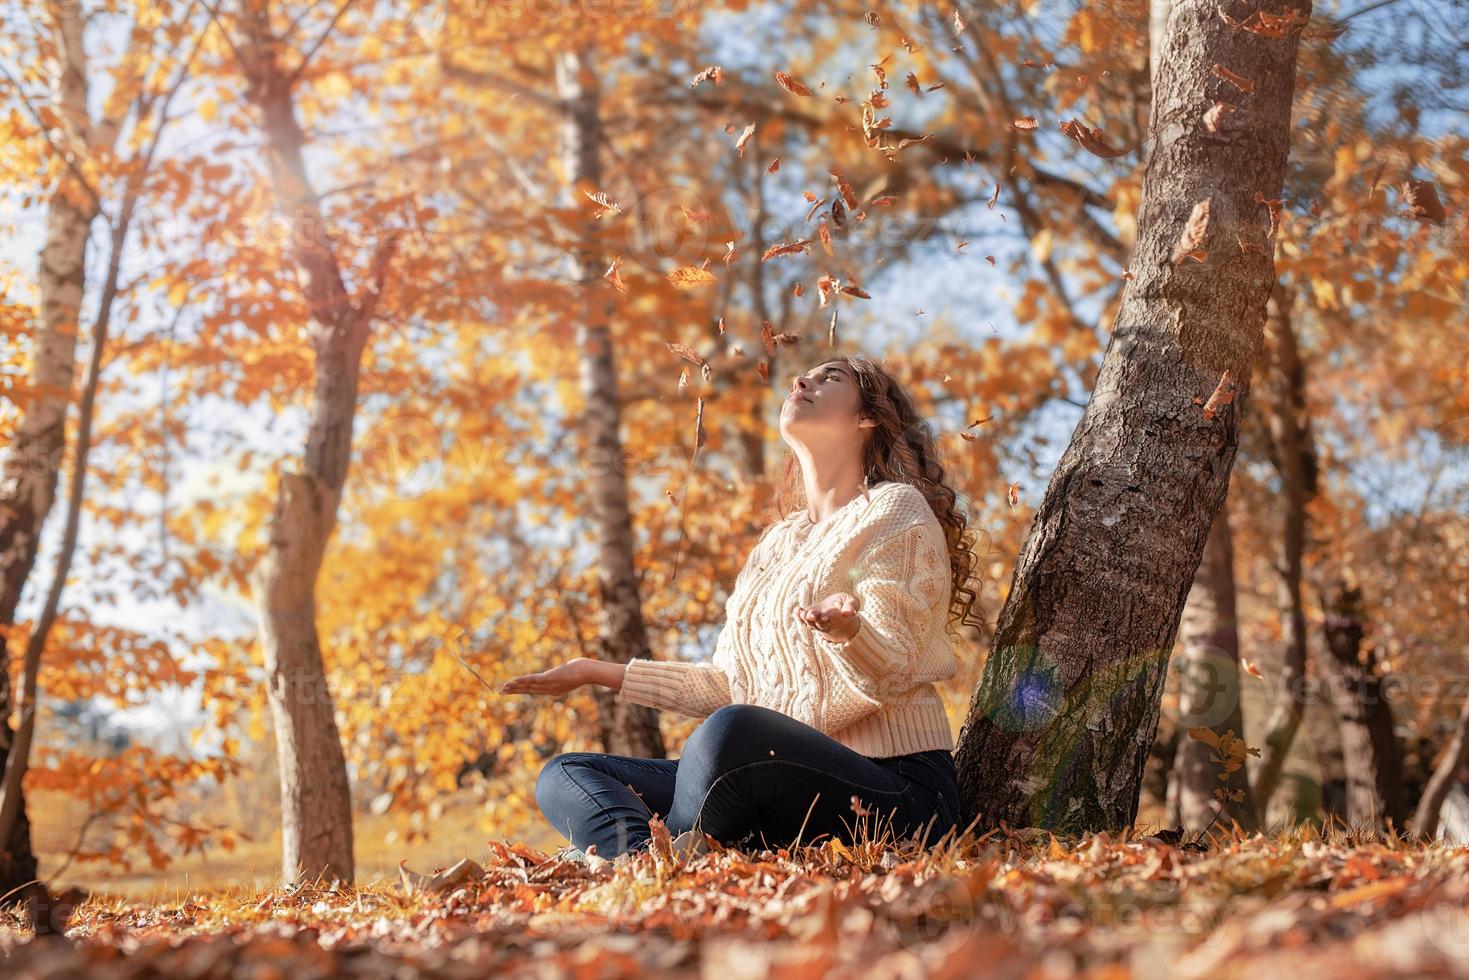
[774,70,815,97]
[1203,101,1236,132]
[667,266,717,289]
[1200,369,1236,420]
[584,190,622,218]
[735,122,757,156]
[1401,178,1447,225]
[1059,119,1128,158]
[603,256,629,296]
[1210,63,1256,94]
[690,65,723,87]
[1171,198,1213,265]
[762,239,814,261]
[832,171,859,209]
[1011,116,1039,131]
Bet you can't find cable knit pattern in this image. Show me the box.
[617,481,958,756]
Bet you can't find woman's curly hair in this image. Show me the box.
[771,354,989,638]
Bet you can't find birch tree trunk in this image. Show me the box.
[1166,507,1258,831]
[0,4,104,905]
[1250,283,1317,812]
[237,3,400,883]
[556,49,665,758]
[953,0,1310,835]
[1320,580,1406,833]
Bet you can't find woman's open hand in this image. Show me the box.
[500,658,596,696]
[796,592,861,643]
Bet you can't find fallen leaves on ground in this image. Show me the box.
[3,824,1468,978]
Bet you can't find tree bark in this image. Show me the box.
[1250,282,1317,812]
[1319,579,1406,834]
[0,3,105,906]
[953,0,1309,835]
[556,49,665,759]
[1414,697,1469,840]
[237,3,401,883]
[1166,506,1258,831]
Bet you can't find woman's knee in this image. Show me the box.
[686,704,781,771]
[534,752,589,814]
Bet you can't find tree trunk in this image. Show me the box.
[1250,282,1317,812]
[1414,697,1469,840]
[1166,506,1258,831]
[1319,579,1406,834]
[953,0,1309,835]
[237,4,401,883]
[0,4,102,906]
[556,49,665,759]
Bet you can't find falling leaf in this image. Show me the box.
[1203,101,1236,132]
[1254,191,1283,238]
[1401,178,1446,225]
[735,122,757,156]
[722,241,741,265]
[792,281,804,297]
[1171,198,1213,265]
[987,183,1000,210]
[762,239,814,261]
[774,70,815,97]
[1218,5,1311,38]
[767,156,781,174]
[690,65,723,87]
[1200,369,1236,420]
[952,8,965,34]
[603,256,629,296]
[839,284,871,299]
[1241,657,1264,678]
[584,190,622,218]
[679,205,713,223]
[985,255,996,265]
[832,171,859,209]
[1011,116,1039,131]
[869,195,898,206]
[831,195,847,232]
[1007,482,1020,507]
[760,320,776,357]
[818,219,834,255]
[717,316,726,336]
[1059,119,1128,158]
[667,266,717,289]
[905,72,922,97]
[1210,64,1256,94]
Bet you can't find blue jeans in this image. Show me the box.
[535,703,960,857]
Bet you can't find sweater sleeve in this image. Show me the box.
[809,520,950,734]
[616,657,733,718]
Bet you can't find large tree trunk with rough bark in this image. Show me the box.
[556,50,665,758]
[1167,507,1258,831]
[1415,698,1469,840]
[1319,580,1406,834]
[0,4,107,906]
[238,4,401,883]
[953,0,1309,835]
[1249,283,1317,813]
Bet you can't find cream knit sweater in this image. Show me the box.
[617,480,959,757]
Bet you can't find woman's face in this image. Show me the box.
[779,360,866,447]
